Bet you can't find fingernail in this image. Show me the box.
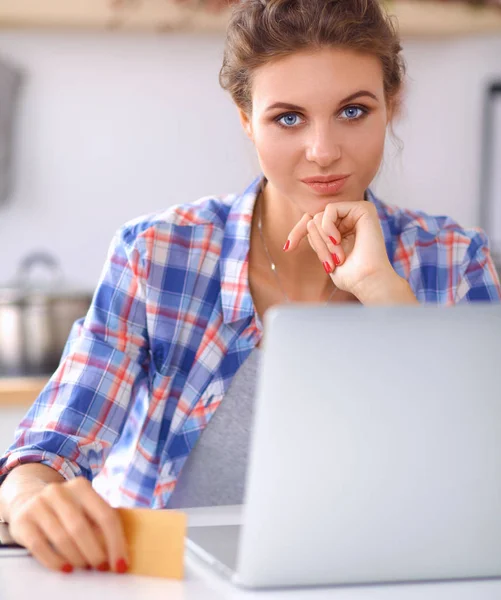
[61,564,73,574]
[333,254,341,266]
[97,561,110,572]
[323,261,332,274]
[283,240,290,251]
[85,565,92,570]
[329,236,338,246]
[116,558,128,574]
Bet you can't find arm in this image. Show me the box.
[0,224,152,572]
[0,464,64,523]
[353,270,420,305]
[0,223,150,492]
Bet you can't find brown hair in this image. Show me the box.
[219,0,406,140]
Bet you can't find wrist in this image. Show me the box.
[352,270,419,305]
[0,487,35,523]
[0,464,64,522]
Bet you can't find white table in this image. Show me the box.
[2,506,501,600]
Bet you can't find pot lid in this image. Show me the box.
[0,251,94,303]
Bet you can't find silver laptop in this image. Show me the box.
[185,303,501,589]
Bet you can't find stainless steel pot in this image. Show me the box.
[0,252,94,376]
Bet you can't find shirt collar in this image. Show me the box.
[220,174,263,326]
[219,174,392,326]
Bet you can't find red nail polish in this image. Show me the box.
[323,261,332,274]
[283,240,290,251]
[329,236,338,246]
[85,565,92,570]
[97,561,110,572]
[61,564,73,574]
[116,558,128,574]
[333,254,341,266]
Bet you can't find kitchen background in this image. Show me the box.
[0,5,501,288]
[1,0,501,447]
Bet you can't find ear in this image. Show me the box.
[237,107,254,141]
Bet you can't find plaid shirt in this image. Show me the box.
[1,174,500,508]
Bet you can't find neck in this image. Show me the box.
[256,180,333,297]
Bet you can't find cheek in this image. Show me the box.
[254,126,297,170]
[348,120,386,167]
[255,125,292,150]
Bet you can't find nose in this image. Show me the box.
[305,124,341,166]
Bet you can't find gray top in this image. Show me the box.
[167,348,261,509]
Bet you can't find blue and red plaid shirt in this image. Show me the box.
[1,174,500,508]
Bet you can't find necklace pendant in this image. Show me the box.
[270,263,276,271]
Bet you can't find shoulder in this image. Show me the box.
[370,191,490,260]
[108,193,241,276]
[103,192,241,286]
[103,175,259,293]
[369,191,500,302]
[118,193,238,247]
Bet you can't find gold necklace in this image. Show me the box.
[256,195,338,305]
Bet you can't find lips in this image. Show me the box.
[302,175,349,195]
[301,174,350,184]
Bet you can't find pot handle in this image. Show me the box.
[15,251,65,288]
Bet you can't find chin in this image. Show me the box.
[304,192,347,211]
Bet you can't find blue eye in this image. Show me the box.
[341,106,367,121]
[274,105,369,130]
[276,113,302,128]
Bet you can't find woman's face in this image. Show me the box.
[239,47,393,214]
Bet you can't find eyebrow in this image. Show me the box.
[264,90,379,113]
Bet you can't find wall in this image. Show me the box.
[0,30,500,290]
[0,406,26,453]
[377,35,501,240]
[0,31,259,290]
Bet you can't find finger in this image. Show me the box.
[312,213,345,267]
[46,487,108,570]
[35,496,88,569]
[285,213,313,251]
[306,220,336,274]
[15,520,70,573]
[307,233,316,253]
[323,201,373,237]
[69,479,129,573]
[313,211,342,247]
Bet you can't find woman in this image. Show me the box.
[0,0,499,576]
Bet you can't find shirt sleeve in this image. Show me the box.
[0,225,151,485]
[455,230,501,303]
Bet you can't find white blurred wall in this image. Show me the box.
[0,407,25,453]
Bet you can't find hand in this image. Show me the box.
[7,477,129,574]
[285,201,415,304]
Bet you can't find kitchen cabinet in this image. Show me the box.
[0,0,229,33]
[0,378,46,452]
[0,377,46,451]
[0,377,47,408]
[0,0,500,36]
[0,406,27,453]
[388,0,501,36]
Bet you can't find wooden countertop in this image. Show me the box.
[0,377,48,407]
